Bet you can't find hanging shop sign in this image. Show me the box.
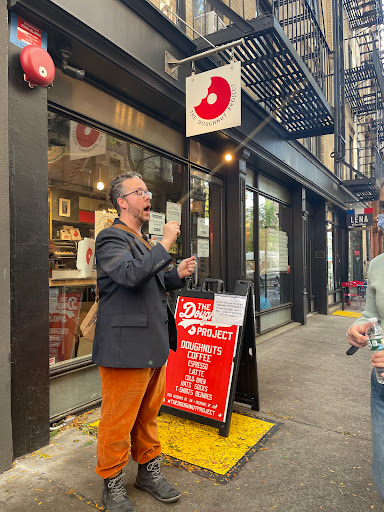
[346,207,373,227]
[69,121,107,160]
[186,62,241,137]
[10,13,48,50]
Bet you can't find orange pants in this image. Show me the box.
[95,365,166,479]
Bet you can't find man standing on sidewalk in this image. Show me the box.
[347,182,384,503]
[93,171,196,512]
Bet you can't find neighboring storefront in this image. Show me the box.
[3,0,360,467]
[245,173,293,333]
[345,206,372,281]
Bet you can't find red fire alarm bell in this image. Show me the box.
[20,45,55,88]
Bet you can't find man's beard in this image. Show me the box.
[126,202,147,224]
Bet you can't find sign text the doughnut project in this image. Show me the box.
[164,296,239,421]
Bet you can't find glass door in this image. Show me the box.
[190,169,224,287]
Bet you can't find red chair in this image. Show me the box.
[341,281,359,308]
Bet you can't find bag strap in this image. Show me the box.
[113,223,153,251]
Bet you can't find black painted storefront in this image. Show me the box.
[2,0,358,468]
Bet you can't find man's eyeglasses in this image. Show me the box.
[122,189,152,200]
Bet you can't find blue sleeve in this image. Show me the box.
[164,267,185,291]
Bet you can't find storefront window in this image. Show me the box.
[258,195,291,309]
[190,169,223,286]
[48,112,184,366]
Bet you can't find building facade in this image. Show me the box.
[2,0,381,471]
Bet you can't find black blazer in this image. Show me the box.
[92,219,185,368]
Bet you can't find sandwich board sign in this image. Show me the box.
[162,280,258,437]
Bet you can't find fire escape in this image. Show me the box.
[342,0,384,201]
[163,0,334,139]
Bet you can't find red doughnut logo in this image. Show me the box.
[194,76,231,120]
[86,247,93,265]
[76,124,101,148]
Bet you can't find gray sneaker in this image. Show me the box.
[134,456,181,503]
[103,472,137,512]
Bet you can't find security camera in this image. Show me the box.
[56,42,85,81]
[61,64,85,80]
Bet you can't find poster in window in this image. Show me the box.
[197,217,209,237]
[49,290,82,363]
[69,121,106,160]
[59,198,71,217]
[95,210,117,239]
[197,238,209,257]
[149,212,165,235]
[278,231,289,271]
[166,201,181,224]
[150,235,163,246]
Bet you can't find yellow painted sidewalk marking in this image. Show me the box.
[332,310,362,318]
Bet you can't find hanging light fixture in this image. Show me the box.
[96,166,104,190]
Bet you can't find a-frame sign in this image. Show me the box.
[162,279,259,437]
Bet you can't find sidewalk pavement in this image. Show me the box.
[1,313,383,511]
